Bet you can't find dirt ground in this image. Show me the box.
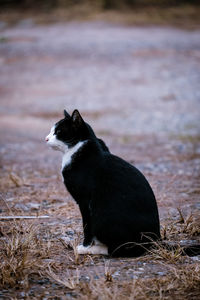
[0,16,200,299]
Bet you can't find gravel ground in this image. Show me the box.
[0,20,200,299]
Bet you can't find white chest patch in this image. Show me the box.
[62,141,85,171]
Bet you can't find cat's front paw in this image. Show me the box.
[76,244,90,255]
[76,244,108,255]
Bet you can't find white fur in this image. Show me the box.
[46,125,68,153]
[61,141,85,170]
[46,125,85,169]
[76,238,108,255]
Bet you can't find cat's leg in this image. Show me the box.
[77,201,108,255]
[78,202,93,247]
[76,238,108,255]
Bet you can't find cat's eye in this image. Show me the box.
[56,129,61,134]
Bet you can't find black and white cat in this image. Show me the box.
[46,109,161,257]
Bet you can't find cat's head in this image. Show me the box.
[45,109,94,152]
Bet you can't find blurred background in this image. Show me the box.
[0,0,200,134]
[0,2,200,297]
[0,0,200,27]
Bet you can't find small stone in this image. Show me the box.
[157,272,165,276]
[113,271,120,277]
[28,203,40,210]
[130,275,138,279]
[60,236,72,244]
[80,275,90,282]
[14,203,29,211]
[66,230,74,237]
[37,278,50,285]
[7,197,15,202]
[20,292,25,297]
[190,256,200,262]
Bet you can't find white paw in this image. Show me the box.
[90,245,108,255]
[76,244,108,255]
[76,245,90,255]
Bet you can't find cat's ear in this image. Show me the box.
[71,109,84,128]
[64,109,70,119]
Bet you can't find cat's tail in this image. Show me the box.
[109,240,200,257]
[108,241,153,257]
[161,240,200,257]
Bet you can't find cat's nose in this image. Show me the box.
[45,137,49,142]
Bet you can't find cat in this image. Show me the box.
[45,109,161,257]
[46,109,200,257]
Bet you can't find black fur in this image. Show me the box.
[50,110,200,256]
[52,109,161,257]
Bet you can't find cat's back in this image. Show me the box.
[96,152,157,210]
[100,152,151,188]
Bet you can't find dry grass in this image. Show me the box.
[0,211,199,298]
[0,220,52,288]
[71,263,200,300]
[46,265,80,290]
[0,195,199,298]
[176,209,200,237]
[162,209,200,241]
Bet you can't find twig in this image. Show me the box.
[0,215,50,220]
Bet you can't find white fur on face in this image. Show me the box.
[46,125,86,170]
[46,125,68,153]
